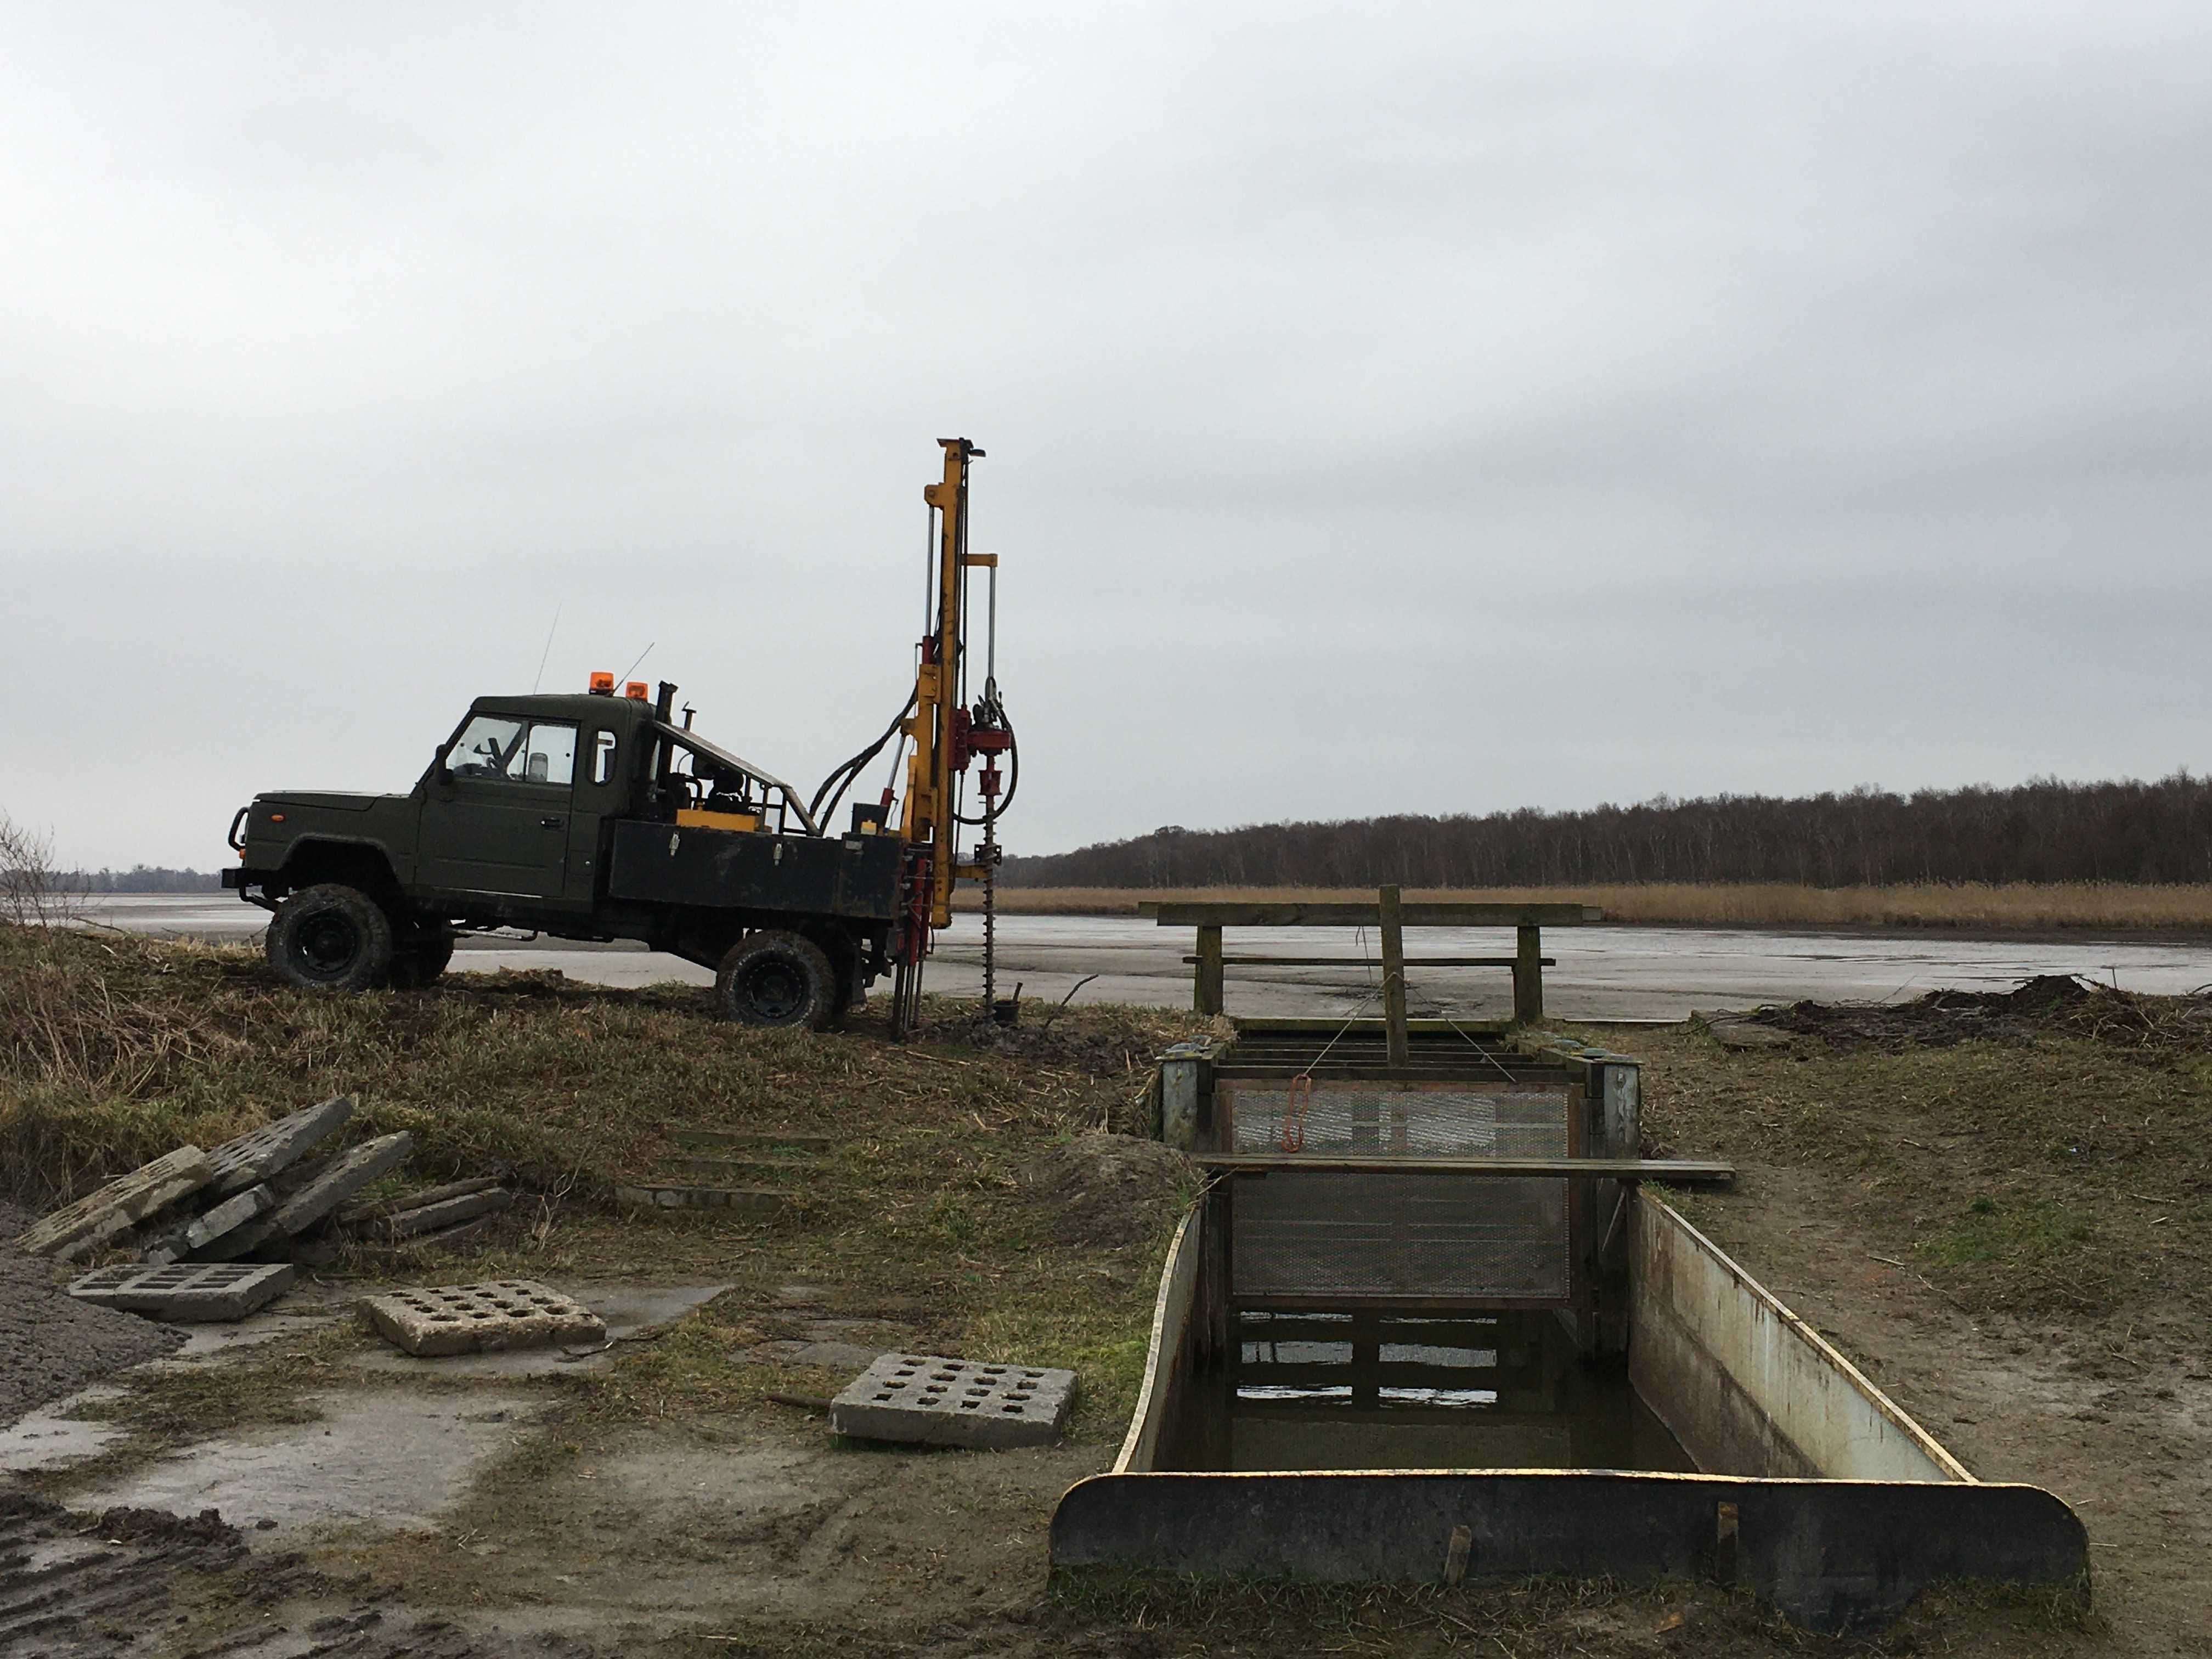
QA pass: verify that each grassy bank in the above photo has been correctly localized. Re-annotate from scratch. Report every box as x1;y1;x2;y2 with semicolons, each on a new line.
966;881;2212;931
0;922;1215;1431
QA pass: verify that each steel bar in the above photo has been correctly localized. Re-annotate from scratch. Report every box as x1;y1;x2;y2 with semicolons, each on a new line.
1195;1153;1734;1183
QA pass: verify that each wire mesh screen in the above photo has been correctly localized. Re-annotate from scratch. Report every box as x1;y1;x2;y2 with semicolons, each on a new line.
1232;1171;1571;1301
1222;1080;1572;1157
1219;1080;1576;1304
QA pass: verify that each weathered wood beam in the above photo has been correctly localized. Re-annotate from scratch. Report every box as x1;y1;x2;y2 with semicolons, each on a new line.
1141;902;1602;927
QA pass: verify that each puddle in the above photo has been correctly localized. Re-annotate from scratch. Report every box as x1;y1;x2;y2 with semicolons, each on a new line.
0;1385;128;1472
1160;1311;1694;1472
64;1389;544;1536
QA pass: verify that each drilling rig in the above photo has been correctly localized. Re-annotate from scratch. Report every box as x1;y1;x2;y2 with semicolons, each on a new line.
223;438;1015;1038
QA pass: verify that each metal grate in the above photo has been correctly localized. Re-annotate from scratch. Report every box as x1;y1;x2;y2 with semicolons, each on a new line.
1222;1080;1571;1158
1232;1171;1570;1302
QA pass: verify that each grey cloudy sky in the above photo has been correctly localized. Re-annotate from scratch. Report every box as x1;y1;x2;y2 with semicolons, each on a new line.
5;2;2208;870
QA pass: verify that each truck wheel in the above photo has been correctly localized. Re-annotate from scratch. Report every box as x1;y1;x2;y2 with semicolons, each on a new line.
390;926;456;989
267;884;395;992
716;932;837;1029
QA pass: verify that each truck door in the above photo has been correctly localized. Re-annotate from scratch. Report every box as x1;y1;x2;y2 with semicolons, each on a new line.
417;713;576;901
562;722;626;904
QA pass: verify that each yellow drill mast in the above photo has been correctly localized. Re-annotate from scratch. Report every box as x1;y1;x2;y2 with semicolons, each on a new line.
889;437;1012;1034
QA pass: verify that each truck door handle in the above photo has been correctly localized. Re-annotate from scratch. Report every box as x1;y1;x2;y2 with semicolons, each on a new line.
540;816;565;830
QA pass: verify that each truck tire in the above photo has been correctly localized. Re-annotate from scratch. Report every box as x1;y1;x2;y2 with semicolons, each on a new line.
390;926;455;989
716;931;837;1030
267;884;395;992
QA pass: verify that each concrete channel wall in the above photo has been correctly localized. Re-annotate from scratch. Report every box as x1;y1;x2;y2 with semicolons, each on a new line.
1059;1174;2086;1633
1627;1195;1970;1482
1114;1206;1203;1475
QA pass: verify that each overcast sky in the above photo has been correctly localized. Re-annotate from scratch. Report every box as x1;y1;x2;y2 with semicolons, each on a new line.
5;2;2208;871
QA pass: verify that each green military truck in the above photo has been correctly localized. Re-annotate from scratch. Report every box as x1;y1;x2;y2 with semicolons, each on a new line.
223;681;906;1028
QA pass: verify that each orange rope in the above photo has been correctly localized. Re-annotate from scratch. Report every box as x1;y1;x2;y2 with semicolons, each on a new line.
1279;1072;1312;1152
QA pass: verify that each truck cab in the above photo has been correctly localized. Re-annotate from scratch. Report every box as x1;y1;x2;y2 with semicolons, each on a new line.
225;680;904;1026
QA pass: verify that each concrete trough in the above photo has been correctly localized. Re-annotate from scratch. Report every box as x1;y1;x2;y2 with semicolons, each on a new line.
1052;1024;2088;1635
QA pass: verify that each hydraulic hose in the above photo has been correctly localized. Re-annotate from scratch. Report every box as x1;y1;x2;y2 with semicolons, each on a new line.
810;690;918;828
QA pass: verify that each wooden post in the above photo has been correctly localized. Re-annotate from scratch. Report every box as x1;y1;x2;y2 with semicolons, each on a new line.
1379;884;1410;1069
1194;924;1225;1015
1514;923;1544;1024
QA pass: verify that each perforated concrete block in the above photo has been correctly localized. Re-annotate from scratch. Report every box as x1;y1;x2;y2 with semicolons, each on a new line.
358;1280;606;1357
205;1096;354;1197
831;1353;1075;1449
69;1261;296;1322
16;1147;215;1262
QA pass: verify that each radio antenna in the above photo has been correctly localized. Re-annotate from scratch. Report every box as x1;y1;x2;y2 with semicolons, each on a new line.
531;602;563;693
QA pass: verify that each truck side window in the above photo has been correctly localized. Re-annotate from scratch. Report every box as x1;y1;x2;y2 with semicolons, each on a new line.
526;722;577;786
446;715;577;785
592;730;618;786
448;715;526;778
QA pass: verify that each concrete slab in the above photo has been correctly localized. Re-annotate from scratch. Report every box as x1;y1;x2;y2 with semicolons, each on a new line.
14;1146;215;1261
832;1354;1075;1449
0;1386;128;1471
141;1183;276;1265
151;1305;349;1367
760;1340;884;1374
347;1282;731;1376
205;1095;353;1197
358;1188;511;1241
358;1279;605;1357
337;1175;501;1226
63;1388;543;1535
69;1261;297;1322
264;1132;414;1235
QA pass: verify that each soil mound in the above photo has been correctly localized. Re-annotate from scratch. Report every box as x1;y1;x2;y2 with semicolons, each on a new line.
0;1200;183;1429
1016;1133;1194;1249
1747;974;2212;1056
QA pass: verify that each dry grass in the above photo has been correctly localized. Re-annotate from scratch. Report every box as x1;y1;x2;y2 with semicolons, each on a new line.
968;882;2212;931
0;920;1214;1432
1625;1013;2212;1329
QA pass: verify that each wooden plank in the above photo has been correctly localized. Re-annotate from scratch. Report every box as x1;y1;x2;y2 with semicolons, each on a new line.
1379;885;1410;1069
1197;1153;1734;1183
1183;955;1554;968
1514;923;1544;1024
1141;902;1602;927
1194;923;1224;1016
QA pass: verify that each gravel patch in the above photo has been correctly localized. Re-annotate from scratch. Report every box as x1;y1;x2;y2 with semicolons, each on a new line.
0;1201;182;1429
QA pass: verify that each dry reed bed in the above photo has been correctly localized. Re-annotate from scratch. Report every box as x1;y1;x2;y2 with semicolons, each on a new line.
961;882;2212;930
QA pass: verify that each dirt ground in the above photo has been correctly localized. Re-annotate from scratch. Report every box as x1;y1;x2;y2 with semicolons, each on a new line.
3;933;2208;1657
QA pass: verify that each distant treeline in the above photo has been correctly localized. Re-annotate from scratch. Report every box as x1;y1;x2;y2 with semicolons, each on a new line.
61;867;224;893
1003;774;2212;889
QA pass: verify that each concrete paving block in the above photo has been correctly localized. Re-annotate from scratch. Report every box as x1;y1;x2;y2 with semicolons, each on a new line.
613;1182;784;1216
15;1146;216;1262
205;1095;354;1197
264;1132;414;1236
353;1188;511;1242
337;1176;501;1226
831;1353;1075;1449
358;1279;606;1357
142;1184;276;1265
69;1261;297;1322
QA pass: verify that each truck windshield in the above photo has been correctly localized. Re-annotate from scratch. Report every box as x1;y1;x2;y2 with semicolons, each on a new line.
449;715;577;786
